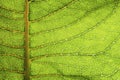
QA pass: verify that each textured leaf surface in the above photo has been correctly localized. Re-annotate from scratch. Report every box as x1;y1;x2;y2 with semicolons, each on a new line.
0;0;120;80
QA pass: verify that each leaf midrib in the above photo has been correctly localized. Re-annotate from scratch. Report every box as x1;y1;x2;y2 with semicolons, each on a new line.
24;0;30;80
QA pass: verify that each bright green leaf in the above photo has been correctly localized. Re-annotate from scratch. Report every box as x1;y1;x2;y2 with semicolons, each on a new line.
0;0;120;80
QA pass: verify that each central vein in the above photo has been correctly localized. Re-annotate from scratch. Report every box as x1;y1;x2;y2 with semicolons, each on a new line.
24;0;30;80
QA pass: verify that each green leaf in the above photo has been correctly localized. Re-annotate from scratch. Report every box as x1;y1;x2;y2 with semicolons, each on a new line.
0;0;120;80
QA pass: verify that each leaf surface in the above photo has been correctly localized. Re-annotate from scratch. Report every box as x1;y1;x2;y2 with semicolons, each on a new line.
0;0;120;80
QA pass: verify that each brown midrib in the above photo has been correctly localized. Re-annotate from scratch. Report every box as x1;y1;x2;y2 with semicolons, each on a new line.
24;0;30;80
